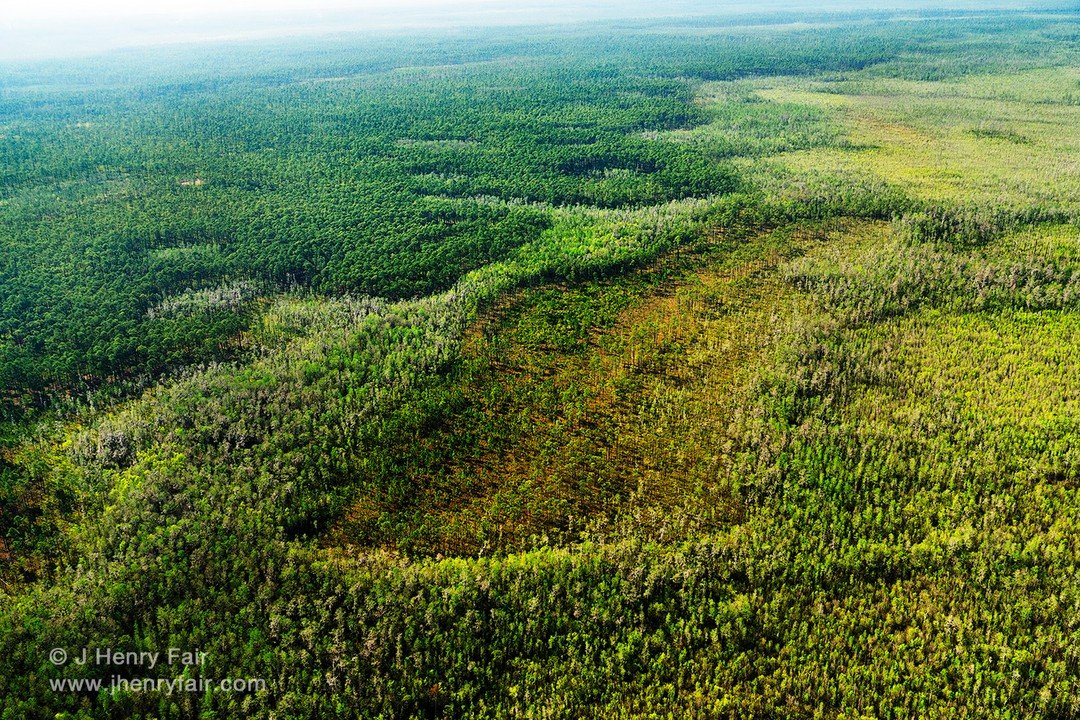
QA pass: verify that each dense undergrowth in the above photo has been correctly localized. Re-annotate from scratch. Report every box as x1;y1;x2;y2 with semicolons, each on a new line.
4;7;1080;719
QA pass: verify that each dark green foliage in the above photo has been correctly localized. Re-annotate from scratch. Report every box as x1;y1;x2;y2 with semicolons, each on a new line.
0;35;742;416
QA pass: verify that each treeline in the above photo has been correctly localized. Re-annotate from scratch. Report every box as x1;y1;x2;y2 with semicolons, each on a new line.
0;70;701;415
0;36;748;417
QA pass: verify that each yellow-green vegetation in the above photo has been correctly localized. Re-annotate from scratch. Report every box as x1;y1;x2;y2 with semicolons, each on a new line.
750;67;1080;212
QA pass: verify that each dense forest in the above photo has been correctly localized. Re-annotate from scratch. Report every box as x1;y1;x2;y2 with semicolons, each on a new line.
3;6;1080;718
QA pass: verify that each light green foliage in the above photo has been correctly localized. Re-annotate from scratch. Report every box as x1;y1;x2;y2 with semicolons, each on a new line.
754;67;1080;214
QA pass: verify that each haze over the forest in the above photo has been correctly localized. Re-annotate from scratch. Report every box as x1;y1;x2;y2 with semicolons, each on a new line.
0;0;1055;61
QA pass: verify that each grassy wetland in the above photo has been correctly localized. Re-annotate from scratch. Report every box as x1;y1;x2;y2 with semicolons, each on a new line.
3;6;1080;718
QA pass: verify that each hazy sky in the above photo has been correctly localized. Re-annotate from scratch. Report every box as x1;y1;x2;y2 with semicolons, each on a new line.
0;0;1054;62
1;0;551;60
8;0;1012;25
4;0;480;22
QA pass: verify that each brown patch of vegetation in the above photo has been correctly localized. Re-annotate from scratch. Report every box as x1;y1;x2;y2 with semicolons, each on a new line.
328;223;836;556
